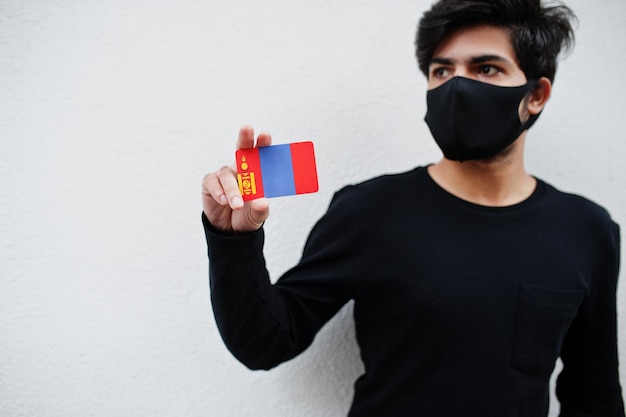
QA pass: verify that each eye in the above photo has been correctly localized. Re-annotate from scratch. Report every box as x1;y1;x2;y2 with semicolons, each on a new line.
478;65;501;76
431;67;449;79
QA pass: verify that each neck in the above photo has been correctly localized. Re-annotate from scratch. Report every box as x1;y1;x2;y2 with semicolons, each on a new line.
427;137;536;207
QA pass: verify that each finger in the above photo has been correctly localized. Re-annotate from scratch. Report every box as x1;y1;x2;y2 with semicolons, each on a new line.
233;197;270;233
250;198;270;223
202;171;228;206
256;131;272;148
236;125;255;150
216;165;244;209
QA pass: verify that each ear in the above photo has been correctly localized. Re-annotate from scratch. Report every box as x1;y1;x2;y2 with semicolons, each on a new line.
528;77;552;115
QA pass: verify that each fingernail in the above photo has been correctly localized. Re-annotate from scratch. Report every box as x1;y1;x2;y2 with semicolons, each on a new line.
232;196;244;208
219;194;228;205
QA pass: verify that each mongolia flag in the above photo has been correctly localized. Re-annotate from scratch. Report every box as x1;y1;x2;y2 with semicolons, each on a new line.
236;142;319;201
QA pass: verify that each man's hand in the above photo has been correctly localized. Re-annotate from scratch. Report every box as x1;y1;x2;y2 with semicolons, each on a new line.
202;126;271;233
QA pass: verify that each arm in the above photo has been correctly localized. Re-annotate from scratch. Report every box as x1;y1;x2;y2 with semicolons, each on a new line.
202;125;353;369
203;190;355;370
557;222;625;417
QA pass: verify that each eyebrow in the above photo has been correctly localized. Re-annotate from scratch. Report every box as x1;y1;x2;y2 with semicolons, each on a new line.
470;55;511;65
429;54;513;67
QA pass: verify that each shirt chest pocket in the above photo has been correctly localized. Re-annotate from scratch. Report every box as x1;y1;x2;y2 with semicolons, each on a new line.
512;284;587;375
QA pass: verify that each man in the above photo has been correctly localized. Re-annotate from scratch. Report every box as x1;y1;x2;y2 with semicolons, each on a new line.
201;0;624;415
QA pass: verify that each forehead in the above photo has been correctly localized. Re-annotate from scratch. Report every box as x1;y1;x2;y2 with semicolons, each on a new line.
432;25;518;63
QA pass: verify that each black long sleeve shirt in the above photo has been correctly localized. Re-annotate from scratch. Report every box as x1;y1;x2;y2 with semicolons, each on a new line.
204;166;624;416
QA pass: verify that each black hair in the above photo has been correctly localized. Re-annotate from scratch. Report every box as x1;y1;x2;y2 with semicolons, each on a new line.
415;0;577;82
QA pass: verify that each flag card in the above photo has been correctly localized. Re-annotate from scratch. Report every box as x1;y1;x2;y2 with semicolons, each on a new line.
236;142;319;201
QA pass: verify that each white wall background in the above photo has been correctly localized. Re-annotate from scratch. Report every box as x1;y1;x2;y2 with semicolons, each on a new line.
1;1;625;416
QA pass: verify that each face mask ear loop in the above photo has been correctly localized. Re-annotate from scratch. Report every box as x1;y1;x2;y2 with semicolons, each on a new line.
523;79;541;130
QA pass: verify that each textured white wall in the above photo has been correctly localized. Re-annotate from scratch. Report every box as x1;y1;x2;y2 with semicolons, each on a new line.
1;1;625;416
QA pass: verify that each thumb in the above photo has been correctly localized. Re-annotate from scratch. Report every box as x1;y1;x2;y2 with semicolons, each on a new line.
232;197;270;233
248;198;270;228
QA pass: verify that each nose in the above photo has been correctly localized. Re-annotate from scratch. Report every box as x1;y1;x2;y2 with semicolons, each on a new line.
455;66;471;79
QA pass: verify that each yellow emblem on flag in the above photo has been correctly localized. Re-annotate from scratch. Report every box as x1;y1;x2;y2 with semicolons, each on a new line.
237;168;257;196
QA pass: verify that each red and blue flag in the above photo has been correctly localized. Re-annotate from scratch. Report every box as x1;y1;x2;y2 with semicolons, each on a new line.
236;142;319;201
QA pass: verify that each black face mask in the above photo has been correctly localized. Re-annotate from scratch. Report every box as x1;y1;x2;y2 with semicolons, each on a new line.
425;77;539;162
